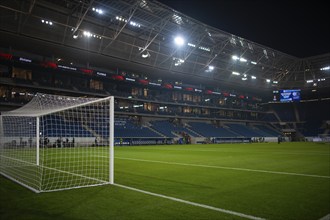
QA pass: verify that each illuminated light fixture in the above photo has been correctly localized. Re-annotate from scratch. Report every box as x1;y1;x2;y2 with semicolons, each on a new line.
141;51;150;58
266;79;271;83
232;55;239;60
239;57;247;62
92;7;103;14
242;77;248;81
232;71;240;76
187;43;196;47
41;19;53;25
172;14;183;25
312;89;317;92
251;76;256;79
251;61;257;65
139;47;150;58
83;31;92;37
306;79;314;83
320;66;330;71
82;31;102;39
206;65;214;72
130;21;141;28
199;46;210;52
174;36;185;46
173;57;185;66
116;16;127;23
273;81;278;84
243;74;247;77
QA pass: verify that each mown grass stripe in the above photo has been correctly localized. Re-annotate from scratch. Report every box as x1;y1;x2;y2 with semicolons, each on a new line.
115;156;330;179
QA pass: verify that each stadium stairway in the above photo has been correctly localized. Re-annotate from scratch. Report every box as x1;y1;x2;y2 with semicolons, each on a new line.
272;110;282;122
184;125;203;137
147;125;167;138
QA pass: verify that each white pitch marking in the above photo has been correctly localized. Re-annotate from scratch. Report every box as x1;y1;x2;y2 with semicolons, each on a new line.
114;183;265;220
319;214;330;220
115;156;330;179
119;147;330;156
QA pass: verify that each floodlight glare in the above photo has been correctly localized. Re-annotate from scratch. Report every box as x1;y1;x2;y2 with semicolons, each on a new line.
266;79;271;83
208;66;214;71
232;71;240;75
232;55;239;60
251;76;256;79
174;36;185;46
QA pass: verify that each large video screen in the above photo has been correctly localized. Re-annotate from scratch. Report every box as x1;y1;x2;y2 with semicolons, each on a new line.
279;89;301;102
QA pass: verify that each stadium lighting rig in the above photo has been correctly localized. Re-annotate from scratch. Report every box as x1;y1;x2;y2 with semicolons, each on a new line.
41;19;53;25
173;57;185;66
92;7;103;14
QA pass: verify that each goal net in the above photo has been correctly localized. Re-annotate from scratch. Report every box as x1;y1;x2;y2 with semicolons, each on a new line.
0;93;114;193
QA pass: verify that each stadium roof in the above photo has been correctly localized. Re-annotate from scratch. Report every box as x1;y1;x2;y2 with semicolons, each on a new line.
0;0;329;91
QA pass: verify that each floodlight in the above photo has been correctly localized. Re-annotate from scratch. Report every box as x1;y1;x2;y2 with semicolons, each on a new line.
174;36;185;46
232;71;240;75
208;66;214;71
251;61;257;65
251;76;256;79
232;55;239;60
239;57;247;62
92;7;103;14
187;43;196;47
320;66;330;71
266;79;271;83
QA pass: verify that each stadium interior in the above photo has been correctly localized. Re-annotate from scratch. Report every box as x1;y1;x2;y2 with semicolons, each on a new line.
0;0;329;145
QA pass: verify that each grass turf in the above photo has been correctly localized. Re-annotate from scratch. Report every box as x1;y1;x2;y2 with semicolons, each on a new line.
1;142;329;219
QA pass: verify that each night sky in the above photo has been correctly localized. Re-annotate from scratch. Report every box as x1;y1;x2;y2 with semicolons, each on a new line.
157;0;330;58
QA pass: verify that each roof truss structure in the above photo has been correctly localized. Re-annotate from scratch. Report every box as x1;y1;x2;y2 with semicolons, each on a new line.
0;0;329;89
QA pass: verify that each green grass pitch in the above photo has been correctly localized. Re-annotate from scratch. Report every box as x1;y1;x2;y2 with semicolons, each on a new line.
1;142;329;219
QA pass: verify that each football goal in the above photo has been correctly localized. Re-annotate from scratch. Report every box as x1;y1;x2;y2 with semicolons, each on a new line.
0;93;114;193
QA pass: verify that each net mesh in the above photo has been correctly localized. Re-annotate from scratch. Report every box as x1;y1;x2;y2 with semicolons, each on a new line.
0;93;113;192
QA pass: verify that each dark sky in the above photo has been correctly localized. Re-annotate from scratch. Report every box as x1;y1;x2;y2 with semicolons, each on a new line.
157;0;330;58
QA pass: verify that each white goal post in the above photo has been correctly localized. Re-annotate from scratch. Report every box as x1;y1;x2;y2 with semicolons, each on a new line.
0;93;114;193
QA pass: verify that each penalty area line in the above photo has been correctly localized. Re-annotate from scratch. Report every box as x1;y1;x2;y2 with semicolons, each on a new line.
114;183;265;220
